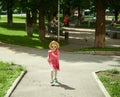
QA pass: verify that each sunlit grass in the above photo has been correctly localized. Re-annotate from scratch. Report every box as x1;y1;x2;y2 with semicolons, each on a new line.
0;16;67;49
97;68;120;97
0;61;24;97
0;15;26;23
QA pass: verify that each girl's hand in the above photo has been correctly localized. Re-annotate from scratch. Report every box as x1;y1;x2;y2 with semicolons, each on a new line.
47;56;50;63
52;52;55;56
48;59;50;63
52;52;58;58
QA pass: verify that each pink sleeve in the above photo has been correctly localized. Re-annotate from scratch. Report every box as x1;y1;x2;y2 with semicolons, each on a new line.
56;49;60;58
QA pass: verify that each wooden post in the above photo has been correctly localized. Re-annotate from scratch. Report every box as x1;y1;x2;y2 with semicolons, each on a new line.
57;0;60;41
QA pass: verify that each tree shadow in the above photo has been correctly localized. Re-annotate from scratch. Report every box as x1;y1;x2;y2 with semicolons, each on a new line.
0;34;50;50
0;22;25;31
13;16;26;20
0;26;120;65
53;82;75;90
0;40;120;65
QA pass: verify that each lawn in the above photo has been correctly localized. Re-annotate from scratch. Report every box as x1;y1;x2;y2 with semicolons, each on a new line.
0;15;120;97
97;68;120;97
0;61;24;97
0;15;67;49
0;15;119;51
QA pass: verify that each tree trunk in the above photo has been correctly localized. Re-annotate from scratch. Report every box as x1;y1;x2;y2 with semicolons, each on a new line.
77;7;81;26
7;8;13;26
32;10;38;31
95;0;105;48
26;10;33;37
32;10;37;24
39;7;45;40
7;0;13;26
114;9;118;22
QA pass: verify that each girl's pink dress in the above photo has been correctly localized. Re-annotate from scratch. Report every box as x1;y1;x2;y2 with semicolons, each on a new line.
48;49;60;70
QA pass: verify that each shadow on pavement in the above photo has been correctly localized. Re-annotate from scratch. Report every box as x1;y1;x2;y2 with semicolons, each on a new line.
52;82;75;90
0;41;120;65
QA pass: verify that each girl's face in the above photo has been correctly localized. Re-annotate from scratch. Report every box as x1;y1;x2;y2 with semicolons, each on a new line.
51;43;57;51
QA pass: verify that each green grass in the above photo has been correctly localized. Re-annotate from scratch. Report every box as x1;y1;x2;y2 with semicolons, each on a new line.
13;16;26;23
0;16;67;49
0;15;26;23
0;15;119;50
116;24;120;28
97;68;120;97
0;61;24;97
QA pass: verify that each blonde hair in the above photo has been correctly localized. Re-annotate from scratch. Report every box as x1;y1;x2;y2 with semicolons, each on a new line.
49;41;60;49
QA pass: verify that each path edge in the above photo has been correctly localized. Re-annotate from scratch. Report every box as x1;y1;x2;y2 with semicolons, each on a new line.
4;70;27;97
92;71;111;97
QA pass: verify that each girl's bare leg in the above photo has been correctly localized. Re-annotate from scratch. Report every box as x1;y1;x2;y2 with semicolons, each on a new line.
51;69;58;84
54;70;58;83
51;70;54;82
54;70;57;79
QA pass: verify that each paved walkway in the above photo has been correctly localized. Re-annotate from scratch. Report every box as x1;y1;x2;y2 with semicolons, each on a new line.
0;42;120;97
60;28;120;51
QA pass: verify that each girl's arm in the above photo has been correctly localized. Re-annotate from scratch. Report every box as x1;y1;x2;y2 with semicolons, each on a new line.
52;50;60;58
47;56;50;63
47;51;50;63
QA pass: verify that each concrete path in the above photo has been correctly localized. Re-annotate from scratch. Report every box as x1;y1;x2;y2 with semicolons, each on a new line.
0;42;120;97
61;28;120;51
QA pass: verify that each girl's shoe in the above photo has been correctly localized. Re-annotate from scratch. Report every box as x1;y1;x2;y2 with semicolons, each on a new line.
51;80;55;86
51;80;54;83
54;78;58;83
50;79;58;86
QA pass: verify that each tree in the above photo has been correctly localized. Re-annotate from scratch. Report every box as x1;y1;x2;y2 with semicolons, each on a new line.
37;0;58;40
19;0;38;37
62;0;90;26
1;0;19;26
18;0;58;39
108;0;120;22
95;0;107;48
71;0;90;26
1;0;13;26
0;1;2;18
38;2;45;40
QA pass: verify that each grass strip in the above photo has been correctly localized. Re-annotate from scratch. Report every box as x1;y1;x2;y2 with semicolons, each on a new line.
0;22;67;49
97;68;120;97
0;61;24;97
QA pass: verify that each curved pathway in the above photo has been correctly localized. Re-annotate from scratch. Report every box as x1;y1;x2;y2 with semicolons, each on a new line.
0;42;120;97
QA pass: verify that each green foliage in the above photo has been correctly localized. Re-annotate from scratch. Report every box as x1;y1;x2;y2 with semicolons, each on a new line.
0;61;24;97
106;68;120;74
108;0;120;10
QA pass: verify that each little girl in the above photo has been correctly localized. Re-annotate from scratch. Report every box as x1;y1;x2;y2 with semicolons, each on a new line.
47;41;60;85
